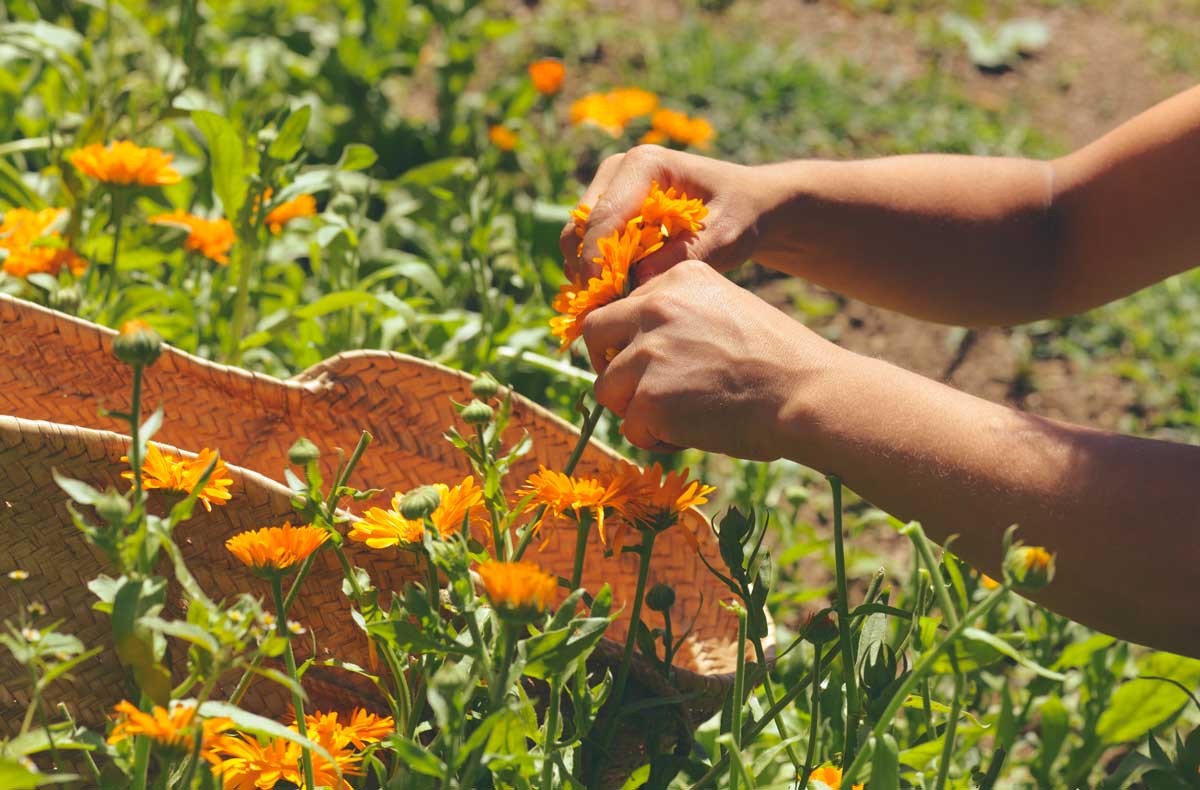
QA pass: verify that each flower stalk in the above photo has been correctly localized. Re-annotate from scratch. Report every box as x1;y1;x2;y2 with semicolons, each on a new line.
270;573;315;790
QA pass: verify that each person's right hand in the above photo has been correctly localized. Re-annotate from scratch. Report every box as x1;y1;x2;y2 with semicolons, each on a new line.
559;145;769;284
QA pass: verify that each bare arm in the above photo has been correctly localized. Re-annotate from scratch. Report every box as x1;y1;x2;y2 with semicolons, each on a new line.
567;85;1200;326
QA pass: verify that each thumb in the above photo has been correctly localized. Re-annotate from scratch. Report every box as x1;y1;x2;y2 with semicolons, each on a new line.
578;145;669;271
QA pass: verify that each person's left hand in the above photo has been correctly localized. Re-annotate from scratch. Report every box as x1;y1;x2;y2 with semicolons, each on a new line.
581;259;838;460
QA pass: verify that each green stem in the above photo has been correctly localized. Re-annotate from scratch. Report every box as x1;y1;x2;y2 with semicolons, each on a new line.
322;430;373;516
569;510;592;591
425;548;439;613
129;364;144;505
903;522;960;627
271;574;315;790
101;197;125;311
593;530;655;773
130;730;151;790
729;605;747;790
751;638;805;774
828;475;861;768
797;646;824;789
540;675;564;790
475;424;506;559
843;585;1011;780
226;238;257;365
935;671;965;790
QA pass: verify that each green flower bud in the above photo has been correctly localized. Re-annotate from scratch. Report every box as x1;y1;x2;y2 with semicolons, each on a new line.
328;193;358;218
1003;545;1055;591
399;485;441;521
860;641;898;696
94;488;132;524
461;399;494;426
50;285;80;313
801;610;839;645
645;583;676;612
784;485;808;508
470;373;501;400
288;437;320;466
112;320;162;367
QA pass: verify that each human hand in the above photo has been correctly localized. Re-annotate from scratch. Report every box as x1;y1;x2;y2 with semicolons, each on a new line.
560;145;769;284
582;260;838;460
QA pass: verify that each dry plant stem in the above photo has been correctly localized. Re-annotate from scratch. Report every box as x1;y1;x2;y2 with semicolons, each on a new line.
843;585;1011;780
797;647;824;789
829;475;861;768
272;573;315;790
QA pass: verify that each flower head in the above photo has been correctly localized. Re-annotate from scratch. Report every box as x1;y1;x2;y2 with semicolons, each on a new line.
528;58;566;95
150;209;235;264
108;700;232;753
489;124;518;151
205;731;360;790
264;192;317;234
612;463;715;548
551;183;706;351
808;764;863;790
477;561;558;615
225;522;329;575
641;108;716;149
348;477;486;550
70;141;181;186
1003;544;1055;590
518;466;632;545
304;708;394;751
121;444;232;511
0;208;87;279
570;87;658;137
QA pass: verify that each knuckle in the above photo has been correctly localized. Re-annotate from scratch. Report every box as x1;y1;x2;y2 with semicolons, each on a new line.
626;144;665;168
600;152;625;171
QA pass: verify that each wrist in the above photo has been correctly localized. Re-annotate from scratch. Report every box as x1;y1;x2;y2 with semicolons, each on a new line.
770;330;858;468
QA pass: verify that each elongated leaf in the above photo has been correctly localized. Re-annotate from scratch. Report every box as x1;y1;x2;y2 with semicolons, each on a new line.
51;471;102;506
139;616;220;655
0;756;77;788
268;105;311;161
337;143;377;172
961;627;1066;681
197;702;338;770
192;111;246;219
384;736;445;777
1098;653;1200;744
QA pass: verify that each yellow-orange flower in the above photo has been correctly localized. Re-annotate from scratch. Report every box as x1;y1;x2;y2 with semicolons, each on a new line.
264;192;317;234
570;87;658;137
808;764;863;790
149;209;235;265
528;58;566;95
108;700;232;753
612;463;715;548
641;108;716;149
0;208;87;278
519;466;632;545
70;140;181;186
477;560;558;614
205;729;361;790
348;477;486;549
304;708;394;751
121;444;233;511
489;125;519;151
551;183;707;350
980;573;1001;590
225;522;329;574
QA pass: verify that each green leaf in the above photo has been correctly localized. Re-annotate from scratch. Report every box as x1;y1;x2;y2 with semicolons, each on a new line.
399;157;474;187
1053;633;1117;670
197;702;338;770
384;736;446;777
960;627;1066;681
521;617;610;679
0;756;77;788
51;471;101;506
1098;653;1200;744
139;616;220;656
337;143;377;172
367;619;467;657
1037;694;1070;779
0;158;44;209
192;110;246;219
268;105;311;161
868;733;901;790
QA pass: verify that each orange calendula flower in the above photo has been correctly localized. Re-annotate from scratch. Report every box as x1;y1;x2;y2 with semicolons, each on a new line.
205;731;361;790
121;444;233;511
570;87;658;137
519;466;632;545
225;521;330;575
149;209;236;265
612;463;715;549
348;476;486;549
108;700;232;753
477;560;558;614
528;58;566;95
551;183;707;351
0;208;87;278
641;108;716;149
264;192;317;234
808;764;863;790
70;140;181;186
304;708;394;751
489;124;519;151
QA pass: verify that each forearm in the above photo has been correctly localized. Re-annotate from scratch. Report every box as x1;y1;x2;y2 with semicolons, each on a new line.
782;345;1200;655
752;154;1060;327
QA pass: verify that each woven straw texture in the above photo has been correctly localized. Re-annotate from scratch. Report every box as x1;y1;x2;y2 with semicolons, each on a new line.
0;294;773;766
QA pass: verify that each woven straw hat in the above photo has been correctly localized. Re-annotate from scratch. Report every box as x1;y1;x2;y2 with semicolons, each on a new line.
0;294;773;776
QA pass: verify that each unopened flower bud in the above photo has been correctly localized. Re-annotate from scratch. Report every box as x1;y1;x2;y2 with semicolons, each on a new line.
288;437;320;466
802;610;839;645
784;485;808;508
399;485;441;521
1003;545;1055;591
113;319;162;367
94;488;132;524
50;285;80;313
470;373;500;399
328;193;358;218
461;399;494;426
646;583;676;612
860;641;898;696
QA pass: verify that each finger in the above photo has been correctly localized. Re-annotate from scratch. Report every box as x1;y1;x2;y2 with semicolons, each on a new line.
562;153;626;279
620;383;677;452
631;234;701;286
581;297;642;373
592;341;648;417
579;145;668;276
